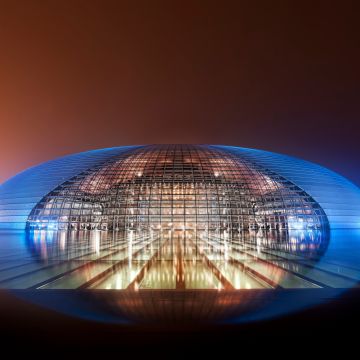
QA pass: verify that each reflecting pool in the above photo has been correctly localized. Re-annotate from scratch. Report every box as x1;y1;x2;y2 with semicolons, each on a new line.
0;228;359;323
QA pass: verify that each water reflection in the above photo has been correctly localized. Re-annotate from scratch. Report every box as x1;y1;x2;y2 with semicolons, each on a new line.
22;228;329;290
1;229;360;323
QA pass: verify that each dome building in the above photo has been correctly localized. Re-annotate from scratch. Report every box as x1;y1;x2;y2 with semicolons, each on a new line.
1;144;359;232
1;145;360;322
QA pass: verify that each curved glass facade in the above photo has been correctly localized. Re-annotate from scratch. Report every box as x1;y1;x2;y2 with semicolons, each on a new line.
0;144;359;231
26;145;328;235
0;145;359;313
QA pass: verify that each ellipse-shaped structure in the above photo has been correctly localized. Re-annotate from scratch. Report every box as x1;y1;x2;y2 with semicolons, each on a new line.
1;144;360;323
0;144;359;231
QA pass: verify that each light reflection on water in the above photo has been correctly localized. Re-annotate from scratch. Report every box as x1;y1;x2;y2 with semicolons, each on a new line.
0;229;359;323
21;228;330;289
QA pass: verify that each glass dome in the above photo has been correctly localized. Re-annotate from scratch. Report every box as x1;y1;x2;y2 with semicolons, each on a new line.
26;145;329;234
1;144;360;323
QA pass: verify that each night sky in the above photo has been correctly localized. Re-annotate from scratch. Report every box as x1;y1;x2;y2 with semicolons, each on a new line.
1;1;359;185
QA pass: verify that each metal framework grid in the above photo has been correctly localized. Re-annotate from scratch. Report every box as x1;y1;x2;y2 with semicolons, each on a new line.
26;145;329;235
